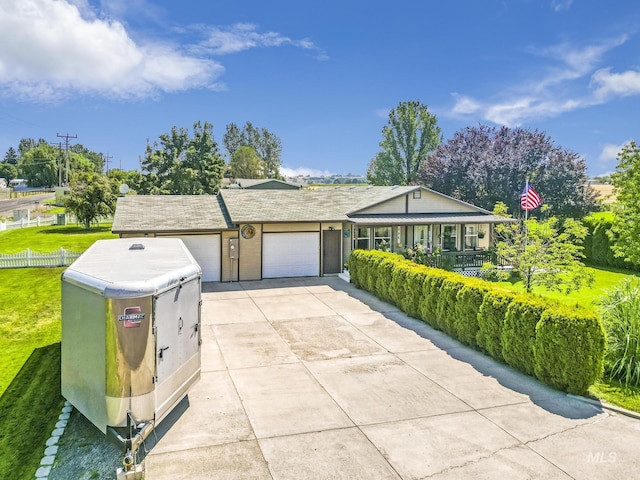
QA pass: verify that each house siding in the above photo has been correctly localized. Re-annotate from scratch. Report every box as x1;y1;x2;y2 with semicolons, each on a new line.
408;191;478;214
239;224;262;281
357;195;406;214
221;231;239;282
263;223;320;232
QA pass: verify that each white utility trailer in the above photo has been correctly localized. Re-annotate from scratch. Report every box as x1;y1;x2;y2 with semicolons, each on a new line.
61;238;202;468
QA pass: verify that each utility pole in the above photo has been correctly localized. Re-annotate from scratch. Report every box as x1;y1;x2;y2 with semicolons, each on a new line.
57;133;77;185
51;142;64;187
103;152;113;174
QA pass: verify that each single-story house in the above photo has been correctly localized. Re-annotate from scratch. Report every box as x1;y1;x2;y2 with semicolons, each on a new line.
112;185;508;282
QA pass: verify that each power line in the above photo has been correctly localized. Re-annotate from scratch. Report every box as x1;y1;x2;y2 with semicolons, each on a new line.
103;152;113;174
57;133;77;186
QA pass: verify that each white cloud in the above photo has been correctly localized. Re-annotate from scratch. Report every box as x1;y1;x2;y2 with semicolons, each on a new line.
281;166;334;177
591;68;640;98
598;142;628;162
446;35;634;126
199;23;327;60
451;94;481;115
551;0;573;12
0;0;224;101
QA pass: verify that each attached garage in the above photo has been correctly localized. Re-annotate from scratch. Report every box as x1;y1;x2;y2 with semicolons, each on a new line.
262;232;320;278
174;235;221;282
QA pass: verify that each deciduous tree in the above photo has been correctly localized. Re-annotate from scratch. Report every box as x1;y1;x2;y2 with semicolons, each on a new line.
229;146;265;179
65;172;116;229
138;121;225;195
491;203;593;294
367;100;441;185
0;163;17;182
223;122;283;178
18;144;93;187
420;125;597;218
610;141;640;264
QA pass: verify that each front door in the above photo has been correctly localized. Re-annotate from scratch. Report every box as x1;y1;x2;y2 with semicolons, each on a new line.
322;229;342;275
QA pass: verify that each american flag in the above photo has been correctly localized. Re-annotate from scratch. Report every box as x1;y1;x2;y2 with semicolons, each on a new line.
521;181;542;211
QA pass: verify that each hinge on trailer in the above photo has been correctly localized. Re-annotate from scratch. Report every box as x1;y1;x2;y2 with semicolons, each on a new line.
152;376;157;384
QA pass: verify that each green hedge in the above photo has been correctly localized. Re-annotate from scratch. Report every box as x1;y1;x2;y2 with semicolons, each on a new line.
534;308;605;394
476;291;515;361
502;296;550;376
348;249;605;395
583;215;639;271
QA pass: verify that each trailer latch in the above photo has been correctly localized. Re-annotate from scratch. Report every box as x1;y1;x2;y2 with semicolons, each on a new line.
159;346;170;359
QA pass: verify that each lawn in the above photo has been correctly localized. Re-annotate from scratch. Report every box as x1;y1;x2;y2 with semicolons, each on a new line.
0;225;116;480
0;224;117;253
492;265;635;311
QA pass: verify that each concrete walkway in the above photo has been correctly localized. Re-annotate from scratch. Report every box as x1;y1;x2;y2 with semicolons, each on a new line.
143;277;640;479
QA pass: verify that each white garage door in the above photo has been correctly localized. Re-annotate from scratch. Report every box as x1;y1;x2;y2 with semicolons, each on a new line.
263;232;320;278
175;235;221;282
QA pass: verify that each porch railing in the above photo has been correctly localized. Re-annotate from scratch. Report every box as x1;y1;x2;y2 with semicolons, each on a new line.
437;250;504;270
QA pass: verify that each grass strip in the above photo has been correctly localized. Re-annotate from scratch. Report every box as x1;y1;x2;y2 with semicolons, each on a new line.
0;343;64;480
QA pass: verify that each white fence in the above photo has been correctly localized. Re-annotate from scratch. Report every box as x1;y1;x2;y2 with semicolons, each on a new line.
0;215;58;231
0;248;82;268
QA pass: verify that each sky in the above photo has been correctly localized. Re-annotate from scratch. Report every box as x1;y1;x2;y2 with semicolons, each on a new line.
0;0;639;178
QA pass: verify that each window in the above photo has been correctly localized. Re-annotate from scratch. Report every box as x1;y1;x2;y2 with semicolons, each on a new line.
373;226;392;249
464;225;478;251
413;225;431;247
355;227;370;250
442;225;457;251
413;190;421;199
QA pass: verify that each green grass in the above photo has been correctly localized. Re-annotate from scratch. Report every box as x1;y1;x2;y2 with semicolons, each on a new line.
492;266;635;311
0;225;118;479
0;343;64;480
0;268;64;395
0;224;117;253
589;378;640;413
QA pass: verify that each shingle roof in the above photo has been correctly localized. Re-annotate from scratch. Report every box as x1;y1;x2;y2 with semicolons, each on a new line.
219;186;420;223
112;195;233;233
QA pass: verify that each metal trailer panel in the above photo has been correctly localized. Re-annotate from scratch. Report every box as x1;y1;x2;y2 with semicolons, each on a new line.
62;238;201;298
61;281;108;432
61;238;202;433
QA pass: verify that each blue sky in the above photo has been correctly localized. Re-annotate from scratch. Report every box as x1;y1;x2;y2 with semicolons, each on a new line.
0;0;639;177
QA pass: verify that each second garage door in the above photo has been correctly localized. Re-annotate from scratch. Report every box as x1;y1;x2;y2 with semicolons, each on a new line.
174;235;221;282
262;232;320;278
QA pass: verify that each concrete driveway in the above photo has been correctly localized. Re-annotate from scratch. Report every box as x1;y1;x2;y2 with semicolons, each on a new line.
143;277;640;479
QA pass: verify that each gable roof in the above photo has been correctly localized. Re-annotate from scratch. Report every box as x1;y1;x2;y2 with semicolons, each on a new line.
112;195;232;233
219;185;494;223
113;186;503;233
233;178;302;190
219;186;418;223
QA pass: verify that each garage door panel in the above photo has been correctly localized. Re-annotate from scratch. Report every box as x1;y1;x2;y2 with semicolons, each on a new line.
175;235;221;282
263;233;319;278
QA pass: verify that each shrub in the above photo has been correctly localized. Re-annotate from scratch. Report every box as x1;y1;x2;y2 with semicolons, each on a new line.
583;215;640;271
476;291;516;361
402;265;429;318
348;250;366;288
435;277;466;336
534;307;605;394
374;255;399;302
502;296;549;376
418;269;450;329
350;249;606;394
454;279;492;348
598;277;640;388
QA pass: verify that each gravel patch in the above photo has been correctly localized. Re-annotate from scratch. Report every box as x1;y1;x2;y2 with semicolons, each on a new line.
48;409;126;480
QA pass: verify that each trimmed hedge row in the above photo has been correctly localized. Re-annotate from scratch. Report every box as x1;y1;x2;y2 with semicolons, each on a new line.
583;215;639;271
348;249;605;395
